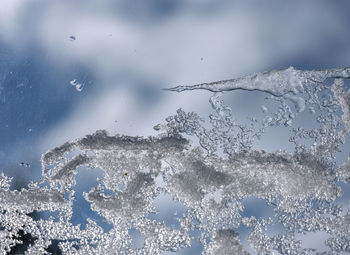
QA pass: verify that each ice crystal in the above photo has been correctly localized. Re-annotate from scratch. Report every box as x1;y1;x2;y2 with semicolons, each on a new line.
70;79;84;92
1;66;350;254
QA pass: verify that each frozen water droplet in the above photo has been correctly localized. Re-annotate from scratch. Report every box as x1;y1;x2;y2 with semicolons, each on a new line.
70;79;84;92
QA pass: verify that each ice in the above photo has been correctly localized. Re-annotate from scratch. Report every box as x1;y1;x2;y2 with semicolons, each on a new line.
70;79;84;92
166;66;350;96
1;67;350;254
205;229;249;255
261;105;268;114
331;78;350;131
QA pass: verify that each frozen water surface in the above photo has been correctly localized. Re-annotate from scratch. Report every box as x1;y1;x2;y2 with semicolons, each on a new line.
1;67;350;254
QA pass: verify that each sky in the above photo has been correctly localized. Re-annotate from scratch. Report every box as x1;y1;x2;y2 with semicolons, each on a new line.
1;1;350;254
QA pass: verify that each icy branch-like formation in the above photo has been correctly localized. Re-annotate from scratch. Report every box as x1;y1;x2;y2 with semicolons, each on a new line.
166;66;350;96
1;66;350;254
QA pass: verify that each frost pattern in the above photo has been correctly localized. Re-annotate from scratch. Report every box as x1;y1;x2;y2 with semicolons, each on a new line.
1;66;350;254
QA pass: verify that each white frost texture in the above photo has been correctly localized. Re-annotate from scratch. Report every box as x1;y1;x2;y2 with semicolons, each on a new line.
2;66;350;254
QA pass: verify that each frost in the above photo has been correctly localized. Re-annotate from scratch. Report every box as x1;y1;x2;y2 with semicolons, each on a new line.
338;157;350;182
205;229;248;255
166;66;350;96
1;66;350;254
331;78;350;131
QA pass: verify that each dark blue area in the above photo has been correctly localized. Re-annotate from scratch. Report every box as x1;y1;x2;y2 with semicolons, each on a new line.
0;42;95;189
0;43;94;148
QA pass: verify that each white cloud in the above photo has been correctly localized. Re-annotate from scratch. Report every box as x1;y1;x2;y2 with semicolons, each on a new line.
3;1;347;86
39;84;213;152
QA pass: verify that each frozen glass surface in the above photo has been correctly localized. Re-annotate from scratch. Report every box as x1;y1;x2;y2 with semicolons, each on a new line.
1;1;350;254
